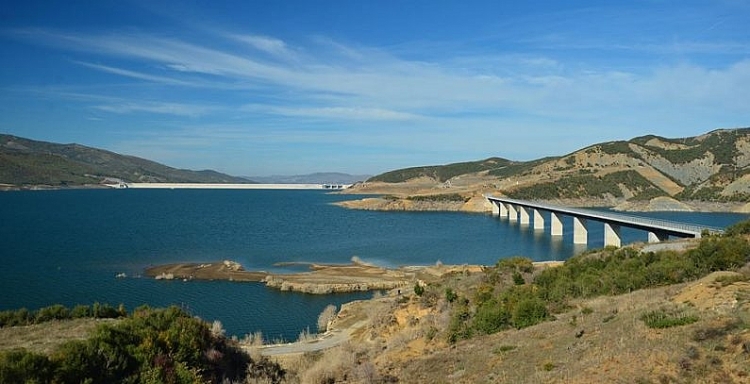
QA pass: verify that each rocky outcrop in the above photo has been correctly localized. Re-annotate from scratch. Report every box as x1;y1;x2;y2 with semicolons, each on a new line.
629;144;721;186
613;196;693;212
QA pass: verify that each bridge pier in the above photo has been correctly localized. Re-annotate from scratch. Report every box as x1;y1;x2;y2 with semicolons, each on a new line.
508;204;518;222
550;212;563;236
485;195;720;249
604;223;622;247
519;206;530;225
648;231;669;243
573;217;588;244
533;209;545;230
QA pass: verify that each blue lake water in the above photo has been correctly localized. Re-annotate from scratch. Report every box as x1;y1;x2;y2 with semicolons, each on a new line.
0;189;747;340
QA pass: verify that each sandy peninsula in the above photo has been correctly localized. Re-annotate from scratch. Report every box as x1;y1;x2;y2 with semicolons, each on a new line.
144;259;484;294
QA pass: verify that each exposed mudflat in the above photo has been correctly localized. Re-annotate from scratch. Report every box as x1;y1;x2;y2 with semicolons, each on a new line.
145;260;483;294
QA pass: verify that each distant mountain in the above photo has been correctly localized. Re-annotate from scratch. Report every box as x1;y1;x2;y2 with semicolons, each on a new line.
246;172;371;184
364;128;750;202
0;134;251;187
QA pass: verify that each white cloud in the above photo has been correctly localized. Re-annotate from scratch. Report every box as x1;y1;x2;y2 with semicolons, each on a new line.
230;34;296;59
93;101;216;117
241;104;421;121
73;61;195;86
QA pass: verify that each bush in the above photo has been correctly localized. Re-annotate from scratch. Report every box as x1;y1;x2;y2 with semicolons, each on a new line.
445;288;458;303
689;236;750;273
447;299;473;343
0;306;257;383
511;298;549;329
473;299;511;334
641;309;699;329
0;349;55;384
70;304;92;319
414;283;425;296
0;308;31;328
35;304;70;323
725;219;750;236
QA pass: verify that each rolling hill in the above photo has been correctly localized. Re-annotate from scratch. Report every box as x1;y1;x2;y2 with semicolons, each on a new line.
361;128;750;203
0;134;251;187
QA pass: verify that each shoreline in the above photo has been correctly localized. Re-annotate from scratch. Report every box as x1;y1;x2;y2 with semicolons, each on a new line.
144;260;485;294
333;194;750;214
0;183;350;191
143;259;569;295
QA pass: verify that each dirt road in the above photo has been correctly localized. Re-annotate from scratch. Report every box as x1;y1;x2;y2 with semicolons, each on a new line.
246;320;368;356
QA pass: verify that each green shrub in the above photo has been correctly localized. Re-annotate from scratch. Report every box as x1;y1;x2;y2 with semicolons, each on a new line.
35;304;70;323
91;302;123;319
689;236;750;273
414;283;425;296
448;299;473;343
473;299;511;335
445;288;458;303
0;308;31;328
70;305;92;319
0;306;260;383
512;298;549;329
0;349;55;384
640;309;699;329
506;170;664;200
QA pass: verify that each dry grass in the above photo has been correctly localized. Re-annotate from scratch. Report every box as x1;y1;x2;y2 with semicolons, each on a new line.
276;270;750;383
0;318;117;355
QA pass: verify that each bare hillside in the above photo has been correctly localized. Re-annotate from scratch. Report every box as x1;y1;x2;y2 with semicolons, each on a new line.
345;128;750;212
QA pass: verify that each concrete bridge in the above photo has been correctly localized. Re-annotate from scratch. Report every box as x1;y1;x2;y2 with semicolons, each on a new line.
485;195;724;247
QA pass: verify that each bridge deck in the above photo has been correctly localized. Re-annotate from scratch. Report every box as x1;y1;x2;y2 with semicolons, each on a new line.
486;196;724;237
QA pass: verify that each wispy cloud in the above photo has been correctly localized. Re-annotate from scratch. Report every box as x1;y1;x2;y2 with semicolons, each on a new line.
6;23;750;173
241;104;421;121
229;34;298;60
73;61;196;86
93;101;217;117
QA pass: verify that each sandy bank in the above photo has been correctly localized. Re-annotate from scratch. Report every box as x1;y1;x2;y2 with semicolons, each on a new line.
144;260;268;282
145;260;485;294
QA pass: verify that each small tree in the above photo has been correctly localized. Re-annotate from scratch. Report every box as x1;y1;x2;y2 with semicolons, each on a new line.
414;282;425;296
317;304;337;333
445;288;457;303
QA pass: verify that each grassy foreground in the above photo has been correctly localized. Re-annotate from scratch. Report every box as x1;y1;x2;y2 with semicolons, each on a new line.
0;306;285;384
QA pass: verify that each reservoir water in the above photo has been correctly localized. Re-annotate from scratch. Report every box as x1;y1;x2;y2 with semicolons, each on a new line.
0;189;747;340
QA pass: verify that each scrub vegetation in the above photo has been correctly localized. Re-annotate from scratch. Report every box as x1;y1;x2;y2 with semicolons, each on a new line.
368;157;511;183
506;170;664;200
444;220;750;344
0;306;284;384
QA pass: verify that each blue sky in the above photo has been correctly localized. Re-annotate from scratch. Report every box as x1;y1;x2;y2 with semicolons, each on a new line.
1;1;749;176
